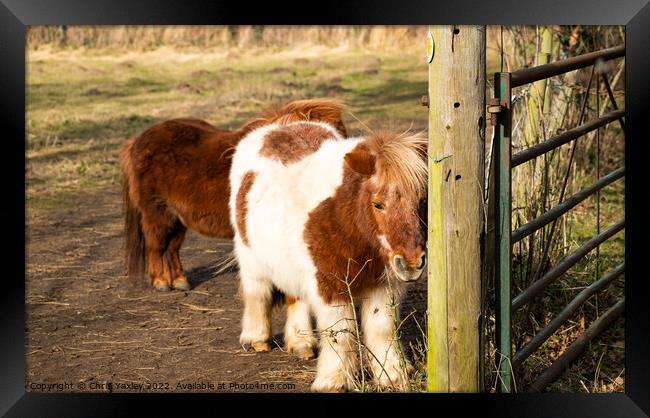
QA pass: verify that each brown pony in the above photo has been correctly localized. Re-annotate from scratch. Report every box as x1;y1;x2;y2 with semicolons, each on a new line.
119;99;347;292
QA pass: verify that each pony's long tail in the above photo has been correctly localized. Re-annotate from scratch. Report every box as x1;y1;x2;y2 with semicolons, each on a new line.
119;139;145;284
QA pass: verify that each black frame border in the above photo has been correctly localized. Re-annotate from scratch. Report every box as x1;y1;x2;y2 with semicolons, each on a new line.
2;0;649;416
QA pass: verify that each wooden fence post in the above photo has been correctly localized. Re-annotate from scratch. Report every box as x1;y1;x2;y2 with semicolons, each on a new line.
427;25;486;392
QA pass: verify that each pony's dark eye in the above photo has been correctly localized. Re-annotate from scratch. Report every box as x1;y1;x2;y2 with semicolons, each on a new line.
372;202;385;211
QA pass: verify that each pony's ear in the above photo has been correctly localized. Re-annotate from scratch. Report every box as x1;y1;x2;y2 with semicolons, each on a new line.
344;147;376;177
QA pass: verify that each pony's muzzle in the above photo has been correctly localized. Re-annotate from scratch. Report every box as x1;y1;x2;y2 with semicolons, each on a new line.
392;253;426;282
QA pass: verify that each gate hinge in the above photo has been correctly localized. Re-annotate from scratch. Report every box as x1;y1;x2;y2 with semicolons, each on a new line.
487;98;503;125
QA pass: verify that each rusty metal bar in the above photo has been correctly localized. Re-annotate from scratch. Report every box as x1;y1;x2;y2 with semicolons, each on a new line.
512;167;624;243
512;220;624;310
526;298;625;392
510;45;624;88
511;109;625;167
512;263;624;369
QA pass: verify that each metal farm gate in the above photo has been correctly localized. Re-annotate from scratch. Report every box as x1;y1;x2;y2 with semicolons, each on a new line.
489;45;626;393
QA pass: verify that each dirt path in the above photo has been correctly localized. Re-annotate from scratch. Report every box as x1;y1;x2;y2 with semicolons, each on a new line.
26;185;427;393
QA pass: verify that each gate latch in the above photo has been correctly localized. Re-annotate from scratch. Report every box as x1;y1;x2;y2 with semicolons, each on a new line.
487;98;503;125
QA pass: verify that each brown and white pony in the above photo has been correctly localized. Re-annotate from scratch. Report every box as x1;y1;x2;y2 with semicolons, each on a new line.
229;123;427;392
119;99;346;359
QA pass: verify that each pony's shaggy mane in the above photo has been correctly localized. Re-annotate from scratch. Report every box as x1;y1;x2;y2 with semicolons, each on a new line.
364;130;428;199
241;98;346;131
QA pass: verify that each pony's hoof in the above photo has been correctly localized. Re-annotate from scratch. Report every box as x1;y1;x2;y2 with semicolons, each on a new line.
251;341;271;352
311;374;351;393
374;363;411;391
293;346;316;360
152;279;171;292
172;276;190;291
287;343;316;360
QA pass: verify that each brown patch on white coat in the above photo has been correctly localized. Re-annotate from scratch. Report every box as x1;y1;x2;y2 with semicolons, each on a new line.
260;122;336;165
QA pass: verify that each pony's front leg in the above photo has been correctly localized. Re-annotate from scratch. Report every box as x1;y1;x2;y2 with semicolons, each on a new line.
284;296;316;360
239;271;273;353
361;284;413;390
311;299;358;392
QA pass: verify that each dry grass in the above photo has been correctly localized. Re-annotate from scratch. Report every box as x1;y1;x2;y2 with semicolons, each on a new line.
27;26;426;52
331;268;427;393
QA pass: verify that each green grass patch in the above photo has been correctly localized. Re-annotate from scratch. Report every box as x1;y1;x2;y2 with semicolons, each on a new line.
27;194;73;211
